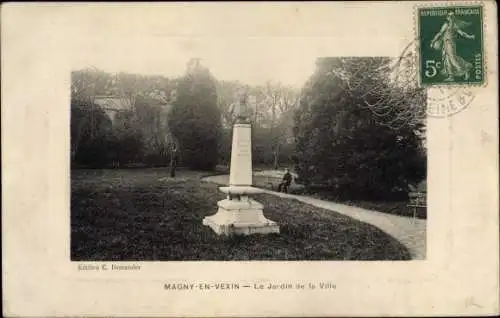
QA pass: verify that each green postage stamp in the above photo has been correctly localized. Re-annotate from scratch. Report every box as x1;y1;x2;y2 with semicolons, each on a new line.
418;5;484;86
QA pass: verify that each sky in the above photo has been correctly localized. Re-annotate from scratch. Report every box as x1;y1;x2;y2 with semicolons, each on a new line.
72;35;414;89
73;36;321;87
59;3;414;88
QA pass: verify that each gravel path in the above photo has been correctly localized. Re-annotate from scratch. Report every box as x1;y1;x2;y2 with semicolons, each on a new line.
203;174;426;260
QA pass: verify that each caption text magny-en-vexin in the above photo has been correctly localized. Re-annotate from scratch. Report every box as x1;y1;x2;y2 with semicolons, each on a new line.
164;282;336;291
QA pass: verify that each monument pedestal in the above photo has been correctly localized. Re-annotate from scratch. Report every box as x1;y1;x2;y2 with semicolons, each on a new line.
203;123;280;236
203;195;280;236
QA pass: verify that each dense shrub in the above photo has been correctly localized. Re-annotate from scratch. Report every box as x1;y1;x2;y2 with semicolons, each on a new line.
294;57;426;200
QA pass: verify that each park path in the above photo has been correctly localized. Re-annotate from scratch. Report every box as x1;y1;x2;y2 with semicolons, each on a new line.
203;174;426;260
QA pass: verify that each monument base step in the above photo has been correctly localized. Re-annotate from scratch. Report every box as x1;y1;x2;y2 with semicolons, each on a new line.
203;198;280;236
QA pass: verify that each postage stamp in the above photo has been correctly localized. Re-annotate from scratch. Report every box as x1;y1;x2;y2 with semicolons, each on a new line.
418;5;484;86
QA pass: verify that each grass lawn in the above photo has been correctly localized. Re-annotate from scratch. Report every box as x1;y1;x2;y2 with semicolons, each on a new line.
340;200;426;219
71;168;411;261
305;191;427;219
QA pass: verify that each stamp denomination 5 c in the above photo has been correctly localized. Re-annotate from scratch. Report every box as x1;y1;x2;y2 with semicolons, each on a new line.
418;5;484;86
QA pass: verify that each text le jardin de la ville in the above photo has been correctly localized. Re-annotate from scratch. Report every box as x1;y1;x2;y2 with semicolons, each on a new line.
164;281;337;291
77;264;336;291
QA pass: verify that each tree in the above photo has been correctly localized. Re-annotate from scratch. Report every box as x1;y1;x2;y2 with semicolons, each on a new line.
294;57;426;199
216;80;245;127
71;67;115;104
71;68;181;168
106;108;144;166
71;99;113;167
328;44;426;130
269;83;300;169
168;59;222;171
250;81;300;168
168;134;179;177
71;67;115;153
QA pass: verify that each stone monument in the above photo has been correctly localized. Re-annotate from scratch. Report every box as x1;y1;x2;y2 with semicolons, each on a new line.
203;90;280;235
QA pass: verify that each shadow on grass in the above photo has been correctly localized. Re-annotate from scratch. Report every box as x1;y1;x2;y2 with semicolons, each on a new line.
71;168;411;261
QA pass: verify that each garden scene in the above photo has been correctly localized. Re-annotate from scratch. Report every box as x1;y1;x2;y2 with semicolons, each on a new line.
71;56;427;261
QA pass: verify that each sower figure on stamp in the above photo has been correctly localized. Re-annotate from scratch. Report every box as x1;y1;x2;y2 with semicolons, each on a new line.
430;11;475;81
278;168;292;193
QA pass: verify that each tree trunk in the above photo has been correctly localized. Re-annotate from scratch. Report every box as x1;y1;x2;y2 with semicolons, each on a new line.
170;158;176;177
170;150;177;178
169;138;178;177
273;142;280;170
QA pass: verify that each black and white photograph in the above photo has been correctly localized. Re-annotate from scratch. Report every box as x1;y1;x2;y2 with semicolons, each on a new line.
70;47;428;261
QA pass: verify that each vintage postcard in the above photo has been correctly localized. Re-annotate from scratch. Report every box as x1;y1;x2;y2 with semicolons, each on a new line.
2;1;498;316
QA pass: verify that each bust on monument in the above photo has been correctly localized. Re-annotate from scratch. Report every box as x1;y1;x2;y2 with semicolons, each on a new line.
231;89;251;124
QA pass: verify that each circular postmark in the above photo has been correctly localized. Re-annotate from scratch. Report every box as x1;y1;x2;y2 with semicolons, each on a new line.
426;86;475;117
382;39;476;121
